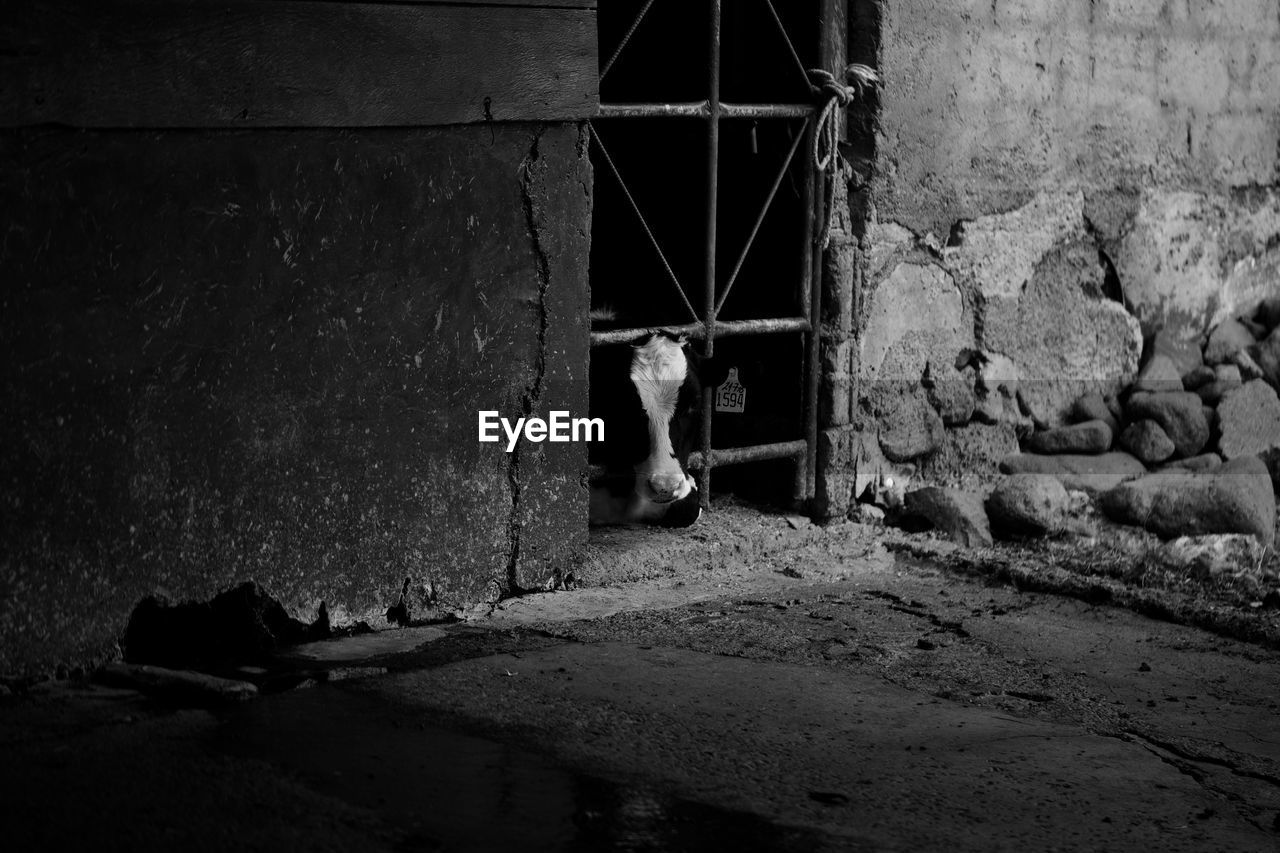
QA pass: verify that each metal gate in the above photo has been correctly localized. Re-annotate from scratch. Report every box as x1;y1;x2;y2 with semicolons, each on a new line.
588;0;843;508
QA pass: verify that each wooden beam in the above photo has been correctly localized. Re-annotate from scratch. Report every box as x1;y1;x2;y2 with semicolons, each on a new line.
308;1;597;7
821;0;848;144
1;1;599;128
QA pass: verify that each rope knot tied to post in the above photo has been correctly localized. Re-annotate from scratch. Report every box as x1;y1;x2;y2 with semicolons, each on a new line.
808;64;879;248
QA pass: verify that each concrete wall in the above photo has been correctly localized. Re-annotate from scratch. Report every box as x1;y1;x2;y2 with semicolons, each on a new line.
818;0;1280;516
0;125;591;677
873;0;1280;234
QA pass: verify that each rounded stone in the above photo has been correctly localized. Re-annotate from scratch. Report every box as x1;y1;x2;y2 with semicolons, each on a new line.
1026;420;1113;455
985;473;1070;536
1125;391;1209;459
1120;419;1175;465
1204;318;1259;365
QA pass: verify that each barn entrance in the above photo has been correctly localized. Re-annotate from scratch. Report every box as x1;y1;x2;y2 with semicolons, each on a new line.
587;0;843;511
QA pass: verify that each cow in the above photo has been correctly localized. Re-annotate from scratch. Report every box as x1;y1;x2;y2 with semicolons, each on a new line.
588;332;727;527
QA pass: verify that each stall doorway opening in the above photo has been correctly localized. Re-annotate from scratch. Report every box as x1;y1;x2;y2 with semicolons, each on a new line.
588;0;830;510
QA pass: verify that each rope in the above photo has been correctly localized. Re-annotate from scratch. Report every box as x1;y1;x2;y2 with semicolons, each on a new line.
807;65;878;249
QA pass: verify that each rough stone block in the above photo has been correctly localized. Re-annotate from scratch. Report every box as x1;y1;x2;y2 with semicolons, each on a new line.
860;261;972;384
1195;112;1280;187
971;234;1142;425
1158;38;1230;111
1103;0;1173;27
1193;378;1241;407
877;390;946;463
1182;364;1216;391
1100;456;1276;544
1217;380;1280;462
1126;391;1210;458
1204;318;1259;364
1132;354;1184;393
823;238;857;336
1070;392;1120;437
1120;419;1176;465
904;486;993;548
1158;453;1224;473
1116;189;1280;341
1250;326;1280;390
1193;0;1280;34
815;427;856;519
986;473;1070;536
918;421;1020;495
927;369;977;427
999;451;1148;494
1026;420;1113;455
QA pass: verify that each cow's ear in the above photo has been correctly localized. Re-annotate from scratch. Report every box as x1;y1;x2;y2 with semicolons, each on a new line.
694;355;731;388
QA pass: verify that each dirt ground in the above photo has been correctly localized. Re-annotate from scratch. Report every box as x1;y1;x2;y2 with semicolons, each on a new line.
3;502;1279;851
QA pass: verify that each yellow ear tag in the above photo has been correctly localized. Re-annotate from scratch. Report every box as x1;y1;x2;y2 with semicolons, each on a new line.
715;367;746;414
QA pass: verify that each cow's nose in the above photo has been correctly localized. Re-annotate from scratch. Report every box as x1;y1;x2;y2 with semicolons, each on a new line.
647;471;690;503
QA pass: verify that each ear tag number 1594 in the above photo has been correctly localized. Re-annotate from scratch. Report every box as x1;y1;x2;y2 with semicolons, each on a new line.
715;367;746;414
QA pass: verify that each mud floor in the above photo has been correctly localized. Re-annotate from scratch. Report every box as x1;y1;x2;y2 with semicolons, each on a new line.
2;502;1279;851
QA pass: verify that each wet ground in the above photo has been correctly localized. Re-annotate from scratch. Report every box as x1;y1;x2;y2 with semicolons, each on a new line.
3;507;1280;851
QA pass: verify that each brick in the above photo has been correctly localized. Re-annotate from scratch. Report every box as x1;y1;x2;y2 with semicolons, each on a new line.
994;2;1090;27
822;239;857;336
814;426;857;519
1250;40;1280;104
1195;111;1280;186
822;336;856;377
820;375;853;428
1089;34;1160;107
987;29;1056;104
1103;0;1176;29
1158;39;1230;111
1193;0;1280;36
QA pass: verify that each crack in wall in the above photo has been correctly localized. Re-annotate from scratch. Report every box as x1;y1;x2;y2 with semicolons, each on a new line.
504;125;553;593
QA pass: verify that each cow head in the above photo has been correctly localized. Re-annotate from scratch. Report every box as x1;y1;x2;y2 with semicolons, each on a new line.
589;333;727;527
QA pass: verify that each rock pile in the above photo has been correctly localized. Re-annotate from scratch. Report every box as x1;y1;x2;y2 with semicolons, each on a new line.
897;296;1280;549
1009;297;1280;545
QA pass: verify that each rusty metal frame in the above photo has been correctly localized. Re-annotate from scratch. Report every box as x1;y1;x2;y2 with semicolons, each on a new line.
589;0;832;508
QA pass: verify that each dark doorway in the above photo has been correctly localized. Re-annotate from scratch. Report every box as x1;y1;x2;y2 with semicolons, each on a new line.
588;0;825;509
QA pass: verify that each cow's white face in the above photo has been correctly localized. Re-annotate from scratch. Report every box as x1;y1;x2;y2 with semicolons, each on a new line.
629;335;697;505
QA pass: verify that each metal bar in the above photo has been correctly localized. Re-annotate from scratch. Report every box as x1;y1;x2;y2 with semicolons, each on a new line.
600;0;658;83
715;115;809;317
585;439;807;483
689;439;808;471
597;101;709;119
699;0;722;510
588;122;700;323
596;102;814;120
762;0;816;98
720;103;816;119
591;316;810;347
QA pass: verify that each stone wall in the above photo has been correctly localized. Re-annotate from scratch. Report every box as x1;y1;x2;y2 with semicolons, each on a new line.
819;0;1280;518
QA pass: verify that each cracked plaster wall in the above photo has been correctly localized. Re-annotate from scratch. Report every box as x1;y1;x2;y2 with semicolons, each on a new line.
0;124;592;676
817;0;1280;517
